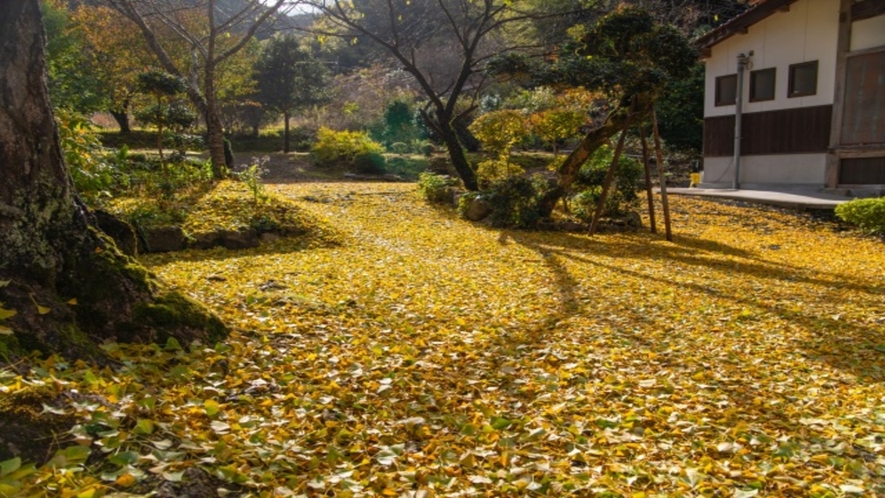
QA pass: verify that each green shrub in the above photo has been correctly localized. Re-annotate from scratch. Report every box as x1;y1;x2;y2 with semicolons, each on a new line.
835;197;885;235
390;142;410;155
486;175;550;229
353;151;387;174
417;172;455;204
56;108;117;206
573;144;643;216
310;127;385;167
476;158;525;187
413;139;436;156
386;156;429;180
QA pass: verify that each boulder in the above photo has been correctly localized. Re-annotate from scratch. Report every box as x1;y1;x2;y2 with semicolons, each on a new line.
259;232;281;244
190;232;219;250
559;221;585;232
218;229;259;250
141;226;187;253
93;210;138;256
464;197;492;221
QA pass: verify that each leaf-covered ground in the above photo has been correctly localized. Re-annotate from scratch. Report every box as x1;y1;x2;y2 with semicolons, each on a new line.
4;182;885;497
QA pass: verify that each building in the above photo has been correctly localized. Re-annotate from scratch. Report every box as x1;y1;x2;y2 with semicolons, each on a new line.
697;0;885;190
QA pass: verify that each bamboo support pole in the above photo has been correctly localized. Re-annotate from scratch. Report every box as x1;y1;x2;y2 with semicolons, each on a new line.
651;109;672;241
639;126;657;234
589;129;629;236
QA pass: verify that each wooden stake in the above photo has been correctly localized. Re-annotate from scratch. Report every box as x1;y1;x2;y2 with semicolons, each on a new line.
589;129;629;236
651;109;672;241
639;126;657;234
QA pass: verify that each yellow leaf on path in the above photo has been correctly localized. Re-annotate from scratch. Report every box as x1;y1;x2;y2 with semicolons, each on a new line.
115;473;136;487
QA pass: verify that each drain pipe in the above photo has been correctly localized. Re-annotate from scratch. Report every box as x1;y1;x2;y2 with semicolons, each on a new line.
733;52;750;190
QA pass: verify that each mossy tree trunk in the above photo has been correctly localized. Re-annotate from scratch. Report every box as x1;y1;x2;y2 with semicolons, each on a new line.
0;0;226;361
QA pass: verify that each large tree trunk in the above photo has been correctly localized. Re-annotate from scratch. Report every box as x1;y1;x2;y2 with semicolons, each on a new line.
439;125;479;191
110;108;130;134
421;109;479;191
204;61;228;178
0;0;227;361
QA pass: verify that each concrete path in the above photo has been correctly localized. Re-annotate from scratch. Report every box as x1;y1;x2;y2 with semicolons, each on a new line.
664;188;851;210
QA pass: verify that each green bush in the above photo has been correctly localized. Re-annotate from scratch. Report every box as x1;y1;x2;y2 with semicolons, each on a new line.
56;109;120;206
835;197;885;235
385;156;429;180
573;144;643;216
310;127;385;167
486;175;550;229
353;151;387;174
417;172;455;204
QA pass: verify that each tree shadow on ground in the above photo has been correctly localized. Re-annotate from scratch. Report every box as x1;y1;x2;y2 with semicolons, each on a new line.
497;228;885;384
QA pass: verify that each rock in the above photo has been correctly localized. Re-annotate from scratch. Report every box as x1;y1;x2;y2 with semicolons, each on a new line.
536;219;558;231
259;232;280;243
624;211;643;227
93;210;138;256
141;226;187;253
190;232;219;250
464;197;492;221
559;221;585;232
218;229;259;250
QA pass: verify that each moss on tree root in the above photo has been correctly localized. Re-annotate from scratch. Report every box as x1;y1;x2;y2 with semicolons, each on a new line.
1;227;228;361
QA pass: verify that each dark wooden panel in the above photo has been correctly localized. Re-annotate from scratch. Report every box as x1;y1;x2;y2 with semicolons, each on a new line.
704;115;734;156
840;157;885;184
852;0;885;22
704;105;832;157
842;51;885;145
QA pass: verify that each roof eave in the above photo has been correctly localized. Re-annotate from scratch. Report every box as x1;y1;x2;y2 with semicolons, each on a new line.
695;0;797;57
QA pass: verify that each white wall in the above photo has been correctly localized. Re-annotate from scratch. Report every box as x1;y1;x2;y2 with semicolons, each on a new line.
851;15;885;52
702;153;828;187
704;0;840;118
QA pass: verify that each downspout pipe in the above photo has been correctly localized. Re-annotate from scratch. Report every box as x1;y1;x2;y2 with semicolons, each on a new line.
733;52;749;190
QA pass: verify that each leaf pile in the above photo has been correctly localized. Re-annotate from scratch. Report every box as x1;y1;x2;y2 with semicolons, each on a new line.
107;180;341;246
2;183;885;497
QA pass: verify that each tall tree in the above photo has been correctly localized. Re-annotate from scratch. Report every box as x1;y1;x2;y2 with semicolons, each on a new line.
490;7;697;215
72;4;163;133
255;35;329;153
304;0;580;191
0;0;225;360
41;0;108;115
104;0;291;178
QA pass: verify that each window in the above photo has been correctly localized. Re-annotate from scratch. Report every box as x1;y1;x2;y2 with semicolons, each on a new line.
715;74;737;106
749;68;776;102
789;61;818;97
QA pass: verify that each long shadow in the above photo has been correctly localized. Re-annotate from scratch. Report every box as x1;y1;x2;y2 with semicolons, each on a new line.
507;229;882;296
500;228;885;383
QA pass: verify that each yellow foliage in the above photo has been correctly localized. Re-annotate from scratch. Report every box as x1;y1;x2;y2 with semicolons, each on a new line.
4;182;885;496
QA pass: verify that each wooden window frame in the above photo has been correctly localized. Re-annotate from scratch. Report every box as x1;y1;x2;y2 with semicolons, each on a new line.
788;60;818;98
749;67;776;102
715;74;737;106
